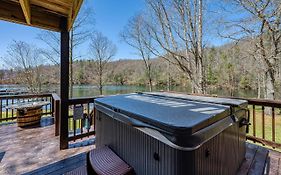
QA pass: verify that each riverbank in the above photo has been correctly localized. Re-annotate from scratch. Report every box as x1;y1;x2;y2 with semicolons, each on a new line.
0;84;271;99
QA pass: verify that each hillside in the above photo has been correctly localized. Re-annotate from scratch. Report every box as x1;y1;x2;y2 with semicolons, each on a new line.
1;41;281;98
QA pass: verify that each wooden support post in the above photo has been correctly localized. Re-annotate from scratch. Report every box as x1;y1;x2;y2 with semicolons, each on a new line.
60;17;69;150
54;97;60;136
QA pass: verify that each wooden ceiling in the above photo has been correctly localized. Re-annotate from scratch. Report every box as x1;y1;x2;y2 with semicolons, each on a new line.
0;0;83;31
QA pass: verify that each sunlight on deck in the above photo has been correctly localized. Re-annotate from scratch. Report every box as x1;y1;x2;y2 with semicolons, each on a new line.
0;118;94;175
0;117;281;174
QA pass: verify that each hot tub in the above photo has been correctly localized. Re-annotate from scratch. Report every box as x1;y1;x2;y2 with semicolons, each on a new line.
94;92;249;175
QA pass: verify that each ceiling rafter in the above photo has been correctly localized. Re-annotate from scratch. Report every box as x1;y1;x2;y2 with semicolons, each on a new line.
68;0;83;31
19;0;31;24
0;0;84;32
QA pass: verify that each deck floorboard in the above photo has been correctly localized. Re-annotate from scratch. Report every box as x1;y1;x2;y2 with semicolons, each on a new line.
237;143;281;175
0;117;94;175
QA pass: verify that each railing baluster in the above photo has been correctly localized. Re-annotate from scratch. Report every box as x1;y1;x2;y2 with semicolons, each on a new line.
81;104;83;136
262;106;265;142
11;99;14;118
272;107;275;144
87;103;90;134
94;107;96;131
73;117;76;142
45;97;47;114
0;99;2;121
50;97;52;114
5;99;8;121
253;105;256;138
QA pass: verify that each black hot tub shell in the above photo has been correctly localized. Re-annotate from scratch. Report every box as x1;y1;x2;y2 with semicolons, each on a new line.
94;92;248;175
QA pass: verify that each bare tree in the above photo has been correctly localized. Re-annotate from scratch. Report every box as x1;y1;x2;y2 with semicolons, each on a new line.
37;6;93;97
89;32;117;95
219;0;281;100
121;14;154;91
140;0;206;94
4;40;44;93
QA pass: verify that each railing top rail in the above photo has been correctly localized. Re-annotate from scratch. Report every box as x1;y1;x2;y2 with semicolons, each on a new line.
51;93;61;101
165;91;281;108
68;96;101;105
209;96;281;108
1;91;280;108
239;98;281;108
0;93;53;99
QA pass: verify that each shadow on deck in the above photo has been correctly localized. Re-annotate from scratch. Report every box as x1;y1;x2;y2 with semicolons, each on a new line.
0;117;94;175
0;117;280;175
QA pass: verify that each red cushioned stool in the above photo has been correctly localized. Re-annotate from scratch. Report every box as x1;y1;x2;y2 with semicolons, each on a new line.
89;146;134;175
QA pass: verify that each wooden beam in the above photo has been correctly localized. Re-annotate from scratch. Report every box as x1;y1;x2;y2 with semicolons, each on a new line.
19;0;31;24
67;1;73;31
0;0;61;32
60;17;70;150
31;6;61;31
67;0;83;31
31;0;70;16
0;1;26;26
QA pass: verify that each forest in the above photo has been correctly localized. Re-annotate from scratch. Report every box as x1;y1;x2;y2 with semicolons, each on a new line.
0;0;280;100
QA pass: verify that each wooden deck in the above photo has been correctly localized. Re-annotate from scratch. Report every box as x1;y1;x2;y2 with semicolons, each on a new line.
238;143;281;175
0;118;281;175
0;117;94;175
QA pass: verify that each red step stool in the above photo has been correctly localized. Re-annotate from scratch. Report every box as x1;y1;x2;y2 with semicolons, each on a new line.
89;146;134;175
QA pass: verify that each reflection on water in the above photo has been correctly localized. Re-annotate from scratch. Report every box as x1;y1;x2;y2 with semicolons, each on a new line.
0;84;262;99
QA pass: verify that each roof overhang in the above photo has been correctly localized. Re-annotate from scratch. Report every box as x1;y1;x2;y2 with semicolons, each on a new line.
0;0;84;32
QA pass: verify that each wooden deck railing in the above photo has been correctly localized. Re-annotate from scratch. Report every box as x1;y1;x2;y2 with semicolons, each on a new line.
242;98;281;149
1;92;281;150
67;97;97;142
0;93;54;123
188;92;281;150
0;93;97;146
52;93;61;136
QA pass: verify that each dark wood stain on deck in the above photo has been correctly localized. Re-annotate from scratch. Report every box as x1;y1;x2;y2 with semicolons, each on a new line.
238;143;281;175
0;118;281;175
22;153;87;175
0;117;94;175
21;142;281;175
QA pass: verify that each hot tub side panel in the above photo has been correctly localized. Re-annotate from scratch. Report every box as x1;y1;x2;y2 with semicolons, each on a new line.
95;110;246;175
193;121;245;175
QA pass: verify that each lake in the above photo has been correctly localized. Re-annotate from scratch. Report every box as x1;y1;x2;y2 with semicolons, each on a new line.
0;84;260;99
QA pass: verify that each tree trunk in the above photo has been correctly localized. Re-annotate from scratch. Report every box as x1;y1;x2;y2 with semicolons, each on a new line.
197;58;205;94
167;62;171;91
148;66;153;92
196;0;205;94
191;79;195;94
69;57;73;97
69;29;74;98
99;85;103;95
99;62;103;95
148;78;153;92
265;71;274;100
257;73;261;99
265;70;275;114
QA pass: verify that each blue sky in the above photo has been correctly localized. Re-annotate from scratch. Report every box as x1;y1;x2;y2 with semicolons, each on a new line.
0;0;236;69
0;0;145;68
92;0;145;59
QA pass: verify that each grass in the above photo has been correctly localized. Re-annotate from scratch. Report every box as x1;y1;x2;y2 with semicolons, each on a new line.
248;105;281;151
